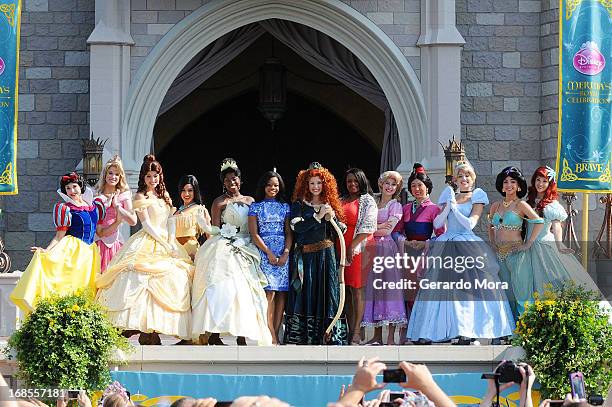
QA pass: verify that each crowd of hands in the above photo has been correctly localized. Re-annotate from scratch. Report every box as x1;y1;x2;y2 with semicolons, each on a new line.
1;359;604;407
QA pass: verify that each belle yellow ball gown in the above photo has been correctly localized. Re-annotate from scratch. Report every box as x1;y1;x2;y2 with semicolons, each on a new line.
95;197;194;338
10;194;105;314
191;201;272;345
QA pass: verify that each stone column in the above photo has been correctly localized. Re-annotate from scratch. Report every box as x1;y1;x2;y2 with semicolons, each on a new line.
87;0;134;169
0;272;22;337
417;0;465;198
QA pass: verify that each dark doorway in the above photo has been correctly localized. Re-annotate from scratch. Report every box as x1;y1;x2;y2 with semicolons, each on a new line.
157;89;380;208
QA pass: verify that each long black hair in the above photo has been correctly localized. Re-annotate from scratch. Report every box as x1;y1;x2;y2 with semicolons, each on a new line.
342;167;373;198
177;174;203;206
495;166;528;198
255;171;287;203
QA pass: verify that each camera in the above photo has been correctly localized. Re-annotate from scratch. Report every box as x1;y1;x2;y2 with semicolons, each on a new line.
481;361;523;384
382;368;406;383
67;390;80;399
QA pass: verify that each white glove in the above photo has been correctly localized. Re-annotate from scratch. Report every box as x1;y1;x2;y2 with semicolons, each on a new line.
141;219;172;251
452;205;478;230
433;201;452;230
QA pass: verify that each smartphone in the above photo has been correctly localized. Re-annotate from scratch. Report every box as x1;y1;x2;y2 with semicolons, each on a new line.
383;369;406;383
569;372;586;399
389;392;405;401
67;390;80;399
214;402;233;407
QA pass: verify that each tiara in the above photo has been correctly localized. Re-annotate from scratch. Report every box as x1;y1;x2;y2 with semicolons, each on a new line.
106;155;122;165
220;159;238;172
545;166;556;182
308;162;322;170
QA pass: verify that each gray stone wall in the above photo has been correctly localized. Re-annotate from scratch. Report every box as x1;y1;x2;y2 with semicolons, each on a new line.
456;0;543;200
1;0;94;270
129;0;421;80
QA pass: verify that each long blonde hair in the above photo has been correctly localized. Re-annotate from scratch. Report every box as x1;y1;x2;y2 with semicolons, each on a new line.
95;155;130;194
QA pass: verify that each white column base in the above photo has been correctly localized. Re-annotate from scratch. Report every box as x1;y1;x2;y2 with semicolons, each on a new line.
0;272;22;337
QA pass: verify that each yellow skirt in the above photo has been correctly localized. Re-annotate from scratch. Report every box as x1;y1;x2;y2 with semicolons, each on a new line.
10;236;99;314
95;230;194;338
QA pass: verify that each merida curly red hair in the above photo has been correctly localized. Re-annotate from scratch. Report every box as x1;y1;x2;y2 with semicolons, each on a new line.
292;166;345;223
527;166;558;215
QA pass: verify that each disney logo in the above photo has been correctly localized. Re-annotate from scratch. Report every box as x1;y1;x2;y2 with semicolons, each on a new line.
577;54;602;67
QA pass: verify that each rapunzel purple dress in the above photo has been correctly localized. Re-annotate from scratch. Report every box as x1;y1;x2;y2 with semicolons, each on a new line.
362;199;407;328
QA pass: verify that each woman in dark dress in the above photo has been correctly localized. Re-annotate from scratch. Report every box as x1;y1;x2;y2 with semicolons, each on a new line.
284;162;348;345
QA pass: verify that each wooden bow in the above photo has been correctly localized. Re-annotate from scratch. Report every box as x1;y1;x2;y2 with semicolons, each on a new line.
324;215;346;344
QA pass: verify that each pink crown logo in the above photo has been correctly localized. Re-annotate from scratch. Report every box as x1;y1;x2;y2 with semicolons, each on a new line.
573;41;605;76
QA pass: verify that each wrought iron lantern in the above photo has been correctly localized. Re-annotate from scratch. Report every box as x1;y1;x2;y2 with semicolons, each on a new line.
439;135;466;185
82;133;106;187
258;57;287;130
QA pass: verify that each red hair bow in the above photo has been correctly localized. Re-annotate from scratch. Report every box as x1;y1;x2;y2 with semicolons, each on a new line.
415;166;426;174
62;172;79;183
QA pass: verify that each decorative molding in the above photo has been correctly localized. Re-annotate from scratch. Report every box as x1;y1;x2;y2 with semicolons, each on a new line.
566;0;612;20
121;0;427;172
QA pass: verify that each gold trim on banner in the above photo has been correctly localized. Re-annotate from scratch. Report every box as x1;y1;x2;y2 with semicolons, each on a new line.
566;0;612;19
0;162;13;185
560;158;611;183
0;3;15;26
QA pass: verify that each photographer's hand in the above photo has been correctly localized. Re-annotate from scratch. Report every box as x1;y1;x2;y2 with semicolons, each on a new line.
338;357;387;406
518;364;535;407
76;391;92;407
399;362;456;407
480;362;515;407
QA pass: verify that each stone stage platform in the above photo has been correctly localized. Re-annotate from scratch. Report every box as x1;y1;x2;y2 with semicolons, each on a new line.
1;339;524;377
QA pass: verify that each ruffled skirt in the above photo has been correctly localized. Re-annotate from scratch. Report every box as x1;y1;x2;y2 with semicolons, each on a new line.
96;239;122;273
191;235;272;345
11;236;99;313
95;230;194;338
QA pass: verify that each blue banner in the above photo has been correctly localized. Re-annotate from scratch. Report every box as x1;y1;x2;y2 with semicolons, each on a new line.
0;0;20;195
556;0;612;192
109;371;541;407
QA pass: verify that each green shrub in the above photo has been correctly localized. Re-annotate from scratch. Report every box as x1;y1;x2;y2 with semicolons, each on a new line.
5;291;131;392
513;282;612;398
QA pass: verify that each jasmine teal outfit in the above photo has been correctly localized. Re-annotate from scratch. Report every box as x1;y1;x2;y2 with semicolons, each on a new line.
406;187;515;342
284;201;348;345
11;197;105;313
496;200;608;317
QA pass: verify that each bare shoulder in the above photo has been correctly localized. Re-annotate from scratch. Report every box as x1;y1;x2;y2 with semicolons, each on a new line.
134;192;146;201
490;200;499;213
516;200;533;213
243;195;255;205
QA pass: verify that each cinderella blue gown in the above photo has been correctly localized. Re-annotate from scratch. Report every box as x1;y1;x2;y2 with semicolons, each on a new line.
498;200;610;318
406;187;515;342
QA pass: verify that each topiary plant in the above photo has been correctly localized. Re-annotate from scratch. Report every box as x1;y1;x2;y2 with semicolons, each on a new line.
5;291;131;392
513;281;612;398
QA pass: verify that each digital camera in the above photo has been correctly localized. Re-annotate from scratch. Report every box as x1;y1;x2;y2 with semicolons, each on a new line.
495;360;523;384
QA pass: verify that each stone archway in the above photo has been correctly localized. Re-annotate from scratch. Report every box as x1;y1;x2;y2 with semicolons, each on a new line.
120;0;427;180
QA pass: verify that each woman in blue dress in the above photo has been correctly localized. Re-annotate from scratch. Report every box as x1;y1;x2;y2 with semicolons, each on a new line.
406;161;515;344
488;166;544;319
248;171;292;344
